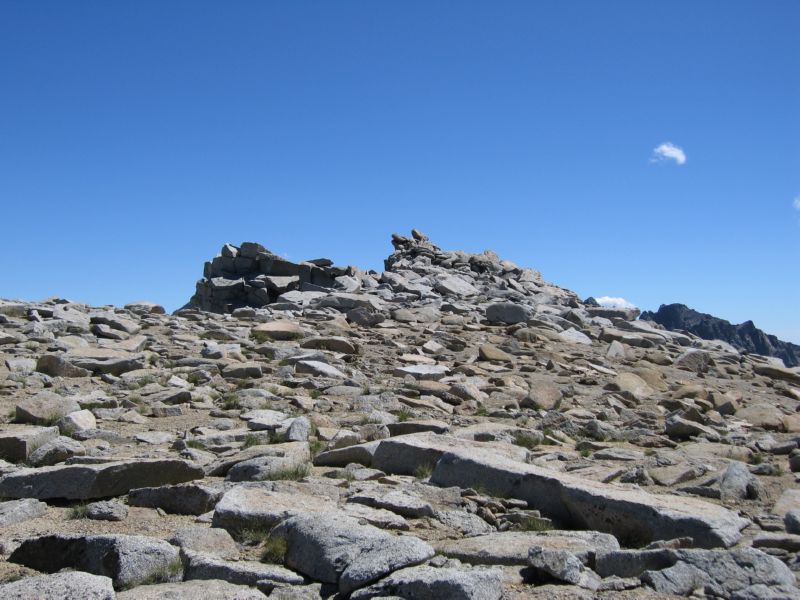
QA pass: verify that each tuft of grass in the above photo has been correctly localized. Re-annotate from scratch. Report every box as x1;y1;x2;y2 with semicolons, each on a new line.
334;469;356;482
414;462;434;480
221;393;241;410
39;413;63;427
309;439;325;456
579;448;591;458
518;516;553;531
135;375;157;389
127;558;183;589
185;439;205;450
263;463;311;481
512;431;540;450
242;434;260;449
239;527;272;545
260;535;288;564
751;452;764;465
309;389;322;399
540;427;557;445
395;408;413;422
475;406;489;417
66;504;88;520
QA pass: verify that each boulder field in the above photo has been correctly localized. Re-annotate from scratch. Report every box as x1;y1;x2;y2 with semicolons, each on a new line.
0;230;799;598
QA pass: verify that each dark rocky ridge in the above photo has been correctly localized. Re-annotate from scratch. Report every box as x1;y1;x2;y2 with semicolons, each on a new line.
641;303;800;367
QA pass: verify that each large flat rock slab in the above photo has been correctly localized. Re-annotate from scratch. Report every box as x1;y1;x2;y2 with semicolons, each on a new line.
211;485;336;534
117;579;266;600
429;446;747;548
0;459;204;500
434;530;619;566
0;571;115;600
371;433;528;475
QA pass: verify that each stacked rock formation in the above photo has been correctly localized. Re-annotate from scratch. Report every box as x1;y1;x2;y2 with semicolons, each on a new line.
188;242;356;313
0;230;799;599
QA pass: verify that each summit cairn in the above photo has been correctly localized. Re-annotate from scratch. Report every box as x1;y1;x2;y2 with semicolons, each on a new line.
0;230;799;599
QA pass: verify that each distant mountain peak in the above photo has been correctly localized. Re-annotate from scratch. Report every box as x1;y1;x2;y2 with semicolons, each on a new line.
640;303;799;367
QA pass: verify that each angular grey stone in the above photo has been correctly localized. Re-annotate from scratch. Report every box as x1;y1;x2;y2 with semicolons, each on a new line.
295;360;346;379
56;408;96;435
86;500;128;521
273;512;434;594
436;530;619;566
27;436;85;466
90;311;141;335
15;392;80;426
664;413;719;441
0;425;59;462
313;441;380;468
0;459;204;500
35;354;92;377
594;548;680;578
486;303;530;324
212;486;336;535
0;498;47;527
183;551;304;588
371;434;527;477
135;431;174;445
674;349;713;373
528;545;600;590
641;560;706;595
129;483;223;515
784;509;800;534
10;534;182;589
221;362;263;379
672;548;797;597
719;460;763;500
117;579;267;600
65;347;146;375
347;307;385;327
435;276;479;297
170;527;240;560
558;328;593;345
392;364;449;380
0;571;115;600
267;583;323;600
350;565;504;600
226;443;310;482
348;489;435;518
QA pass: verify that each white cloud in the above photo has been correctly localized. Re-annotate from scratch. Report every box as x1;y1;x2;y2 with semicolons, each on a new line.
793;196;800;211
651;142;686;165
594;296;637;309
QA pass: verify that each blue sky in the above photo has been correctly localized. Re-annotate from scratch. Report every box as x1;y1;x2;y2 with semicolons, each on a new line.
1;2;798;342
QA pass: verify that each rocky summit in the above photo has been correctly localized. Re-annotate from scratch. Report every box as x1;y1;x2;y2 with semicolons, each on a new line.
1;230;799;599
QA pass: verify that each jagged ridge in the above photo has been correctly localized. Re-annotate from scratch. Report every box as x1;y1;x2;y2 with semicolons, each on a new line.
641;303;800;367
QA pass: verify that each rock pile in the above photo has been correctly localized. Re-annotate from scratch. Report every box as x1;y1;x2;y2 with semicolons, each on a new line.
0;230;799;599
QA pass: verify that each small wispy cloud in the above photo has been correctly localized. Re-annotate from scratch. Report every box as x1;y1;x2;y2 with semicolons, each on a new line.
651;142;686;165
594;296;637;310
793;196;800;212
